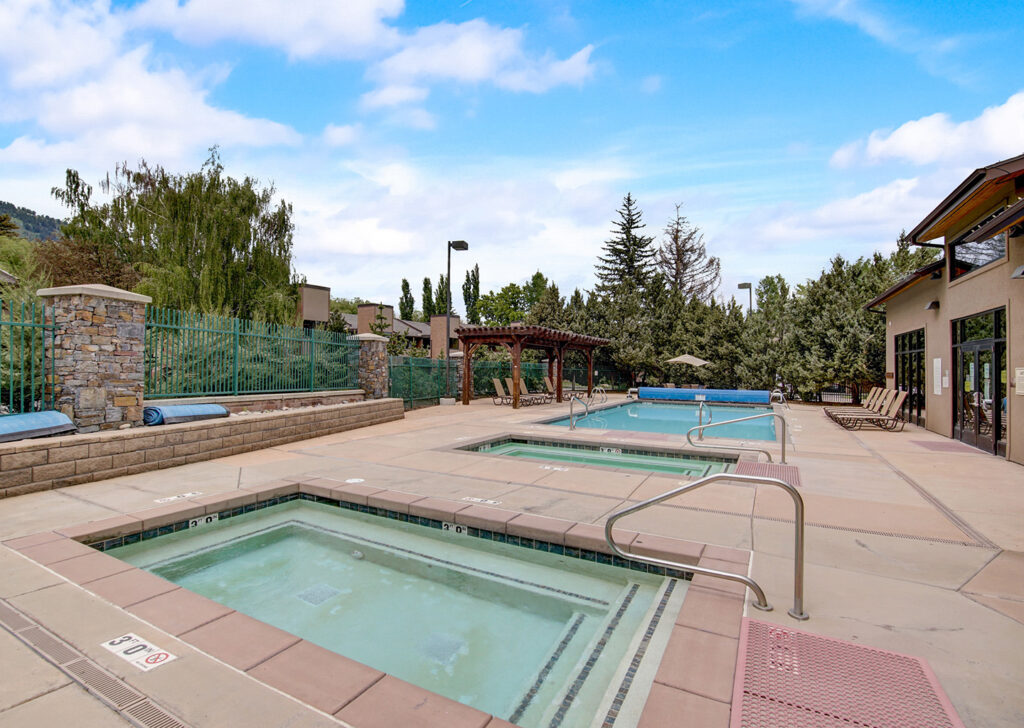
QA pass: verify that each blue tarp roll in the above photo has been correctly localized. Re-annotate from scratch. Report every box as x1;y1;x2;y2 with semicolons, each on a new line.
143;404;230;426
637;387;771;404
0;411;77;443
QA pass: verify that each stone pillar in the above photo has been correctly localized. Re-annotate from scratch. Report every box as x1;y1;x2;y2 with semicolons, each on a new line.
448;350;464;404
37;284;151;433
351;333;389;399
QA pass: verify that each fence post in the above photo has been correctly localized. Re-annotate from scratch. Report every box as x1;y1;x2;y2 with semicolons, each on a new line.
231;317;240;396
308;329;315;392
350;333;389;399
37;284;151;432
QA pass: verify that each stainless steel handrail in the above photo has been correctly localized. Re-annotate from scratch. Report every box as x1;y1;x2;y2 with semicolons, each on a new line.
696;401;712;440
569;395;589;430
686;411;787;463
770;389;789;408
605;472;808;619
590;385;608;404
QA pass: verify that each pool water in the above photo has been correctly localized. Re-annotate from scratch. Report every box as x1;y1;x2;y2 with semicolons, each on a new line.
548;401;776;440
110;501;679;727
476;440;732;477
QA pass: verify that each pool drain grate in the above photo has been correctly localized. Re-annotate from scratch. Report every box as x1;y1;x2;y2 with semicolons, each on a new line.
295;583;342;606
0;597;189;728
731;618;966;727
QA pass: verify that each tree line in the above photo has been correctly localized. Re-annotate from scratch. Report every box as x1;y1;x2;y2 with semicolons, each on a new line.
394;193;935;398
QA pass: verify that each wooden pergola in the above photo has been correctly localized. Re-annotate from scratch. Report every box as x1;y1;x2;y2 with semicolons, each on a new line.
455;324;610;408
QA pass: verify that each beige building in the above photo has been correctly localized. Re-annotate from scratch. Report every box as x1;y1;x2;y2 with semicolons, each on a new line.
867;153;1024;465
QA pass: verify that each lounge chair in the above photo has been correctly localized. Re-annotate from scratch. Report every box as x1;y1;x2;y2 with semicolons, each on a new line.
519;379;552;404
491;379;513;406
505;377;544;406
823;386;881;416
832;391;908;431
824;388;891;421
544;376;558;397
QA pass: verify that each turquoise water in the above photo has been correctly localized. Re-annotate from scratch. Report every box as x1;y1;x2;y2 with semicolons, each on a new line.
548;401;776;440
110;501;674;727
478;441;732;477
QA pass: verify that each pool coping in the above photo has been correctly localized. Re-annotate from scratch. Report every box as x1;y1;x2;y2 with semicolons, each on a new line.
3;478;750;728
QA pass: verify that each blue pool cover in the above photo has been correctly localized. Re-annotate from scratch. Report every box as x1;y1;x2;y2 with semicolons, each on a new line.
638;387;771;404
0;411;77;443
143;404;230;426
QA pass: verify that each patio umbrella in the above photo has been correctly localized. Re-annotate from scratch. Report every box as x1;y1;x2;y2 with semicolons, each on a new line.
664;354;710;367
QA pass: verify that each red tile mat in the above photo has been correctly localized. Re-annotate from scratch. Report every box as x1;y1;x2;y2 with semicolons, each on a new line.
730;618;965;728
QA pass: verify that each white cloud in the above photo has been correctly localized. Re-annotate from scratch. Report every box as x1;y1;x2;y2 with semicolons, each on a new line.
359;84;429;110
640;75;662;94
369;19;595;94
130;0;403;59
831;91;1024;168
322;123;360;147
0;0;122;89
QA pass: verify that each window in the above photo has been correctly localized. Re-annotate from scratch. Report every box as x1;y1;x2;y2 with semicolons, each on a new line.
894;328;925;427
951;231;1006;279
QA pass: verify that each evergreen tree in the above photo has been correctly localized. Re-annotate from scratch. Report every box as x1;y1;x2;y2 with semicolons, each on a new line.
435;274;455;316
595;193;656;291
369;304;390;335
738;275;795;389
0;214;18;237
656;203;720;301
421;277;435;320
462;264;481;324
398;279;415;320
526;283;564;328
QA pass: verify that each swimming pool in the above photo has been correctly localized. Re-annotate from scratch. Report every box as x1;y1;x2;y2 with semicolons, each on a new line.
467;437;734;477
108;499;683;727
546;401;777;440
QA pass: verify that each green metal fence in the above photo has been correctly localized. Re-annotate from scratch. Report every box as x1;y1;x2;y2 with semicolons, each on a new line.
388;357;460;409
145;307;359;399
0;300;54;414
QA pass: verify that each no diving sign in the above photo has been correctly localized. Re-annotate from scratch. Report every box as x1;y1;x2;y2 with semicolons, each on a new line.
102;633;177;671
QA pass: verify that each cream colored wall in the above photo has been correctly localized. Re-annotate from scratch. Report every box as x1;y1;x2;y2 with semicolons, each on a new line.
884;232;1022;464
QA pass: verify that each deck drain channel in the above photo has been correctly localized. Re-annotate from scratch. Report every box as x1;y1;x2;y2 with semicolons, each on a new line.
0;597;189;728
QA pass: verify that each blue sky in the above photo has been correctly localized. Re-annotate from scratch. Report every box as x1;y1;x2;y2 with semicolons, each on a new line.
1;0;1022;311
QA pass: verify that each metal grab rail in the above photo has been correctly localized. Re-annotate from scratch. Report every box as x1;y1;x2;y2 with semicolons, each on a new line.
569;395;589;430
605;472;808;620
770;389;789;408
686;411;788;463
589;385;608;404
696;401;712;440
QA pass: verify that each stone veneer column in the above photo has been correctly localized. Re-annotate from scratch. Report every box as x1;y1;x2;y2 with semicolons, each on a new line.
37;284;151;432
350;333;389;399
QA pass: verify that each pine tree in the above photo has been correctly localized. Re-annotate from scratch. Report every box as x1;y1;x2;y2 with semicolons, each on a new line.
656;203;720;301
0;214;19;237
398;279;415;320
462;264;480;324
421;277;435;320
595;193;656;291
526;283;564;328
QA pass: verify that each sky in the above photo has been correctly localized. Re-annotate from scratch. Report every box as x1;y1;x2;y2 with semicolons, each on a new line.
2;0;1023;313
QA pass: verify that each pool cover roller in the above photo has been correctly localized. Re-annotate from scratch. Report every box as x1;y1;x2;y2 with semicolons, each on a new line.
0;411;77;443
637;387;771;404
143;404;230;426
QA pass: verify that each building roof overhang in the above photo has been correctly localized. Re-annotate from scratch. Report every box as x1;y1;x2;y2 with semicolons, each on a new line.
908;153;1024;245
864;259;945;312
455;324;609;350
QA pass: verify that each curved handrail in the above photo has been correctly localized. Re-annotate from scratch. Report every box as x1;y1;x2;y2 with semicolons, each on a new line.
590;385;608;404
569;395;589;430
605;472;808;619
686;411;787;463
696;401;712;440
770;389;789;408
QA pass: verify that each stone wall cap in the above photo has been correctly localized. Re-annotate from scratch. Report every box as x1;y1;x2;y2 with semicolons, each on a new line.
350;333;388;342
36;284;152;303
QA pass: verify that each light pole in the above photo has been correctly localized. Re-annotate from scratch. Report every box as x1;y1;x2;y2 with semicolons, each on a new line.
446;240;469;398
737;282;752;313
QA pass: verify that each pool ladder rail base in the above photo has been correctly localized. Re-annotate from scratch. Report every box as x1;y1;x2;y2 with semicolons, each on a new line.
686;410;788;464
604;472;809;620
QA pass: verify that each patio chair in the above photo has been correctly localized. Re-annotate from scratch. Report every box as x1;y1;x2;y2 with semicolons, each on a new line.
824;387;890;421
491;379;513;406
544;376;557;397
833;391;908;431
519;378;553;404
504;377;543;406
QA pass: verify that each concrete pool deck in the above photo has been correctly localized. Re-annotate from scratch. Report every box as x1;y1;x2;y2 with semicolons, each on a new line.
1;396;1022;727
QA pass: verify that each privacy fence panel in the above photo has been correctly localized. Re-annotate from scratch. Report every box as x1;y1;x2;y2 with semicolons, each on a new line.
389;357;460;409
145;306;359;399
0;299;54;415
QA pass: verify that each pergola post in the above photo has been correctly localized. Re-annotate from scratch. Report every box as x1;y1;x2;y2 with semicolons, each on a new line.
462;344;475;405
556;345;565;403
546;350;554;391
586;349;594;397
511;338;522;409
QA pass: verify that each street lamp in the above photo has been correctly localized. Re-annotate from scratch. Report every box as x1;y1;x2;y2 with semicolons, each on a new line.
737;282;752;313
446;240;469;398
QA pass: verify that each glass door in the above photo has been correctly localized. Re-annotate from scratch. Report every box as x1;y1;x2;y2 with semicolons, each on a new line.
952;308;1006;457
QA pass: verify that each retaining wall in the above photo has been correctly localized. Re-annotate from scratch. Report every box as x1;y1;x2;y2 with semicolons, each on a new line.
0;398;404;499
144;389;365;414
